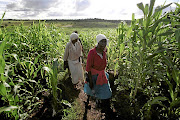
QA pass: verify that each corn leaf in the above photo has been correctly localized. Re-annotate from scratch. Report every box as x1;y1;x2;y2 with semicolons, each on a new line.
0;106;18;113
149;96;169;106
158;29;174;36
154;3;172;13
170;97;180;109
137;2;145;15
148;0;155;17
0;83;7;96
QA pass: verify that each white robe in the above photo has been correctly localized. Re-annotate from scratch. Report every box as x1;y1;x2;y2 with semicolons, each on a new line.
63;40;84;84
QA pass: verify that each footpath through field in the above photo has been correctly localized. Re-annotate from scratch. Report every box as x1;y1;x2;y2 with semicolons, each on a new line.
75;81;106;120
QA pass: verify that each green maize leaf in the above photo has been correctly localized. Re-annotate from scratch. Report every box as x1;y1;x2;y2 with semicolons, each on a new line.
114;62;118;76
30;66;34;76
43;66;53;74
149;18;171;32
8;81;14;86
20;61;26;70
138;18;143;26
41;68;44;78
21;42;29;48
0;74;6;82
24;81;33;90
0;12;5;25
0;40;6;56
0;40;5;76
132;13;135;21
0;82;7;96
154;3;172;13
0;106;18;113
28;79;38;84
170;97;180;109
1;12;5;19
61;100;71;107
34;55;40;65
137;2;145;15
148;0;155;17
175;28;180;43
148;96;168;107
0;58;5;75
10;53;18;61
146;16;151;29
146;48;165;60
159;24;171;29
7;94;14;102
144;4;149;16
158;29;174;36
20;89;32;95
152;6;162;19
52;58;59;69
161;54;178;88
165;75;174;101
13;85;20;94
33;65;42;79
161;54;174;68
154;96;169;102
3;82;10;87
147;36;156;47
25;61;34;70
119;43;125;57
172;69;179;86
13;43;18;48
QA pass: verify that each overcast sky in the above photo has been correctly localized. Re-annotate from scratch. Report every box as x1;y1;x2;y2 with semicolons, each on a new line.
0;0;179;20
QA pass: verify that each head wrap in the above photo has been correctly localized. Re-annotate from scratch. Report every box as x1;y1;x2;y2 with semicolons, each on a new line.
96;34;109;46
70;33;79;41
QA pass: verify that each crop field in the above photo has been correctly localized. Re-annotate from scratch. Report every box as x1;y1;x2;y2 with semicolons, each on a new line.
0;0;180;120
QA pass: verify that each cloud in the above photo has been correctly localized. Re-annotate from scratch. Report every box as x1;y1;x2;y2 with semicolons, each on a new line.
5;0;62;18
1;0;179;20
21;0;59;11
6;0;60;11
76;0;90;11
6;2;20;10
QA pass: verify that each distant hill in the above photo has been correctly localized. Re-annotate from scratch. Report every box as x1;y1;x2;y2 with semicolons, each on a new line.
2;18;131;28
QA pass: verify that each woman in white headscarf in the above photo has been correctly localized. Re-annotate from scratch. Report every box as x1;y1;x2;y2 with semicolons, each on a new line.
84;34;112;119
63;33;84;88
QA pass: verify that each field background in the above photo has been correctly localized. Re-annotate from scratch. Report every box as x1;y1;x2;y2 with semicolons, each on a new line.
1;18;131;28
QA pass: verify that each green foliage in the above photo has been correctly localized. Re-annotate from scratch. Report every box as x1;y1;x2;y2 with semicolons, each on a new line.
114;0;180;119
62;99;82;120
0;20;66;119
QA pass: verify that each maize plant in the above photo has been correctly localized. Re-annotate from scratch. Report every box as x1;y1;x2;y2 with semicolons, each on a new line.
114;0;180;119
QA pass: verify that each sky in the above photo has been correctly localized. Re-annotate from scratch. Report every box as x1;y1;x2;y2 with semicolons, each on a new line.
0;0;179;20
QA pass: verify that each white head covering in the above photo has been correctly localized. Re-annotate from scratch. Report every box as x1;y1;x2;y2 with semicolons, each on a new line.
70;33;79;41
96;34;109;46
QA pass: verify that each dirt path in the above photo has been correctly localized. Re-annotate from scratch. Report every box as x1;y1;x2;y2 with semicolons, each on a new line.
76;81;105;120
